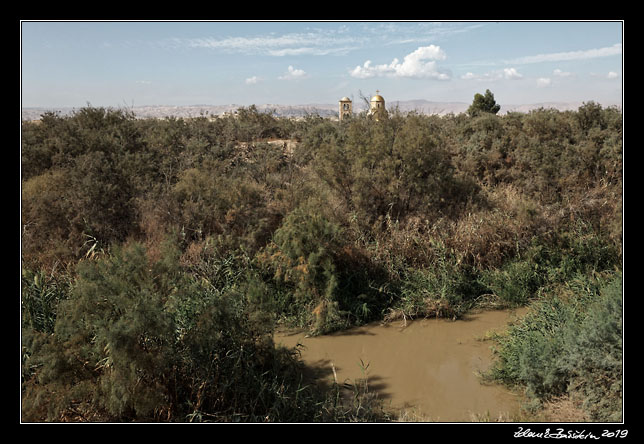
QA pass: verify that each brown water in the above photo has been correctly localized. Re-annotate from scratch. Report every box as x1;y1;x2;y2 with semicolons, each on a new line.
275;308;528;421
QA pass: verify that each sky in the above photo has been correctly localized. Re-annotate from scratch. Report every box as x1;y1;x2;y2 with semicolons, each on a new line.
20;21;623;109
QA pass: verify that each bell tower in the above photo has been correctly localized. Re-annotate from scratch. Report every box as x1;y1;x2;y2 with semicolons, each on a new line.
339;96;352;121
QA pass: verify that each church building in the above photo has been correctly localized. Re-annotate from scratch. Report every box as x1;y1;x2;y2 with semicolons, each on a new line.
338;91;388;121
367;91;387;121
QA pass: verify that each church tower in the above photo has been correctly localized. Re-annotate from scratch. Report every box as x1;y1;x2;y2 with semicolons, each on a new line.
339;96;352;121
367;90;387;121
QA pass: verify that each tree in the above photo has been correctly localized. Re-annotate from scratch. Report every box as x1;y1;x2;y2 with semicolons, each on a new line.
467;89;501;117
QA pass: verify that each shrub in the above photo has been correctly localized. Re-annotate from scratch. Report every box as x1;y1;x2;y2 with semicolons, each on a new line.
389;239;485;321
21;169;74;265
479;221;620;307
171;161;269;248
257;207;344;332
576;101;605;134
487;273;622;421
21;267;72;334
479;260;543;306
65;150;138;248
560;275;622;421
314;112;466;228
54;243;178;420
23;241;376;422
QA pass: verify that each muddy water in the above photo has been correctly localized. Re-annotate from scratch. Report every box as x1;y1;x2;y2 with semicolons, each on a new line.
275;308;528;421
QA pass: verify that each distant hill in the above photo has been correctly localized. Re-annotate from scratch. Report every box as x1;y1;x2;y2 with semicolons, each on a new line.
21;100;617;121
21;104;338;121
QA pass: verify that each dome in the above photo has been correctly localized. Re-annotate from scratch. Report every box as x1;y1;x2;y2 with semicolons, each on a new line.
340;96;351;102
367;91;387;121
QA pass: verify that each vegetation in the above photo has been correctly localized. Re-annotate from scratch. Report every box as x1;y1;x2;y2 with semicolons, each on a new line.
486;272;622;421
467;89;501;116
21;96;622;422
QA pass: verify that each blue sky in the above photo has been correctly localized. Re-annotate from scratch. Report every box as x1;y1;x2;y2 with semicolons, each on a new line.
21;21;623;108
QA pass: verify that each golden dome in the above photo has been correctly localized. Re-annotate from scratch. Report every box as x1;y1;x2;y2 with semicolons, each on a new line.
367;91;387;121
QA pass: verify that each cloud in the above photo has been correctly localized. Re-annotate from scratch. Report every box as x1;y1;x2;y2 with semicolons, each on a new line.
553;68;574;78
460;67;523;81
536;77;552;88
360;22;486;46
245;76;260;84
462;43;622;70
351;60;383;79
508;43;622;64
350;45;450;79
278;65;308;80
165;30;361;56
590;71;621;79
268;46;355;56
502;68;523;80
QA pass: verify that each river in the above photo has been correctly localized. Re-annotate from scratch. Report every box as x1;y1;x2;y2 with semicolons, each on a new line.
275;307;528;421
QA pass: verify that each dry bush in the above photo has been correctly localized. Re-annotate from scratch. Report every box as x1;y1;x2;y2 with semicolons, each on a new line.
539;396;591;422
439;184;547;270
560;183;622;251
135;196;176;263
367;215;436;272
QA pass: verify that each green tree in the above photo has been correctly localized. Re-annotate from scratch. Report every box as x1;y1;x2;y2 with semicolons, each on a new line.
467;89;501;116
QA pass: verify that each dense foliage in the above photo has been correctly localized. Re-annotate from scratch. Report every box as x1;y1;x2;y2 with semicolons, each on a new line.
21;101;622;421
467;89;501;117
487;273;622;421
